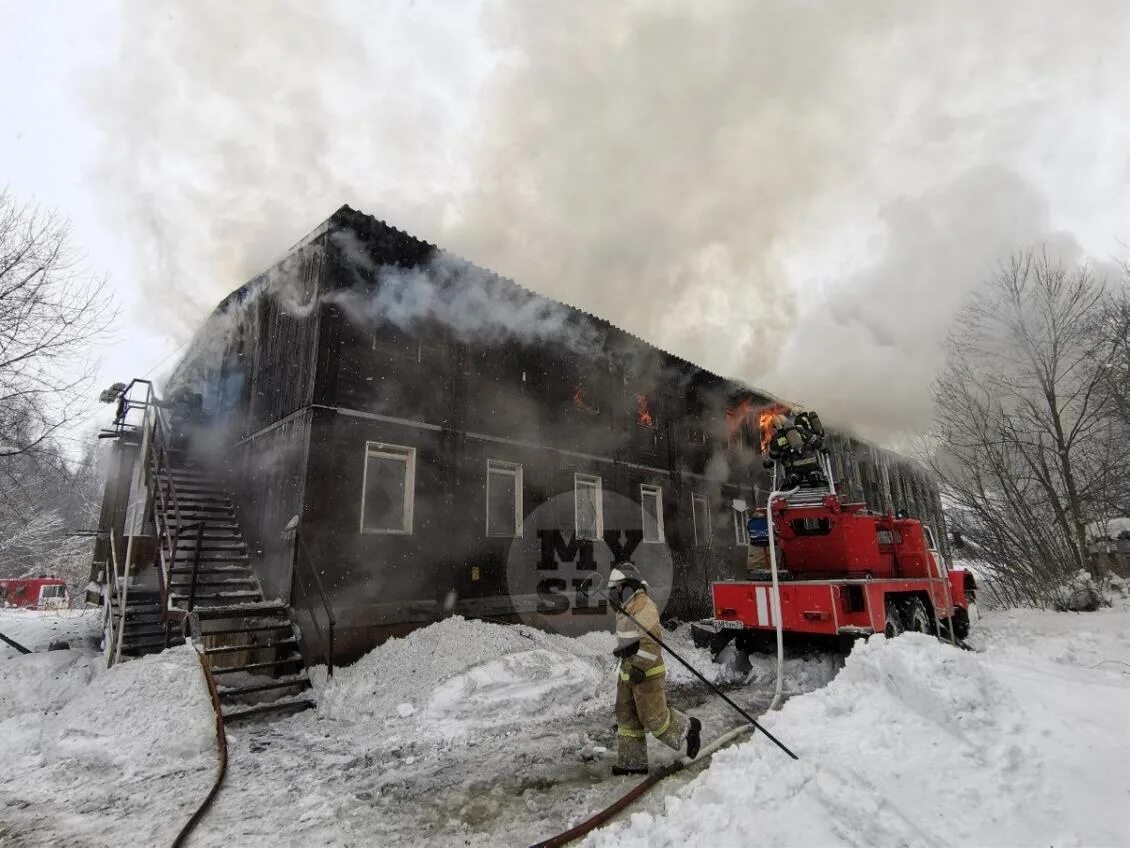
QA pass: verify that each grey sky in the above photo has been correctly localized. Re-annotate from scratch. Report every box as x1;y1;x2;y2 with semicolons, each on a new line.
2;1;1128;444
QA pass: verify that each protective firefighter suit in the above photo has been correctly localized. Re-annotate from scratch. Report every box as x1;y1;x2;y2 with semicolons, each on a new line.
611;576;698;773
768;410;825;487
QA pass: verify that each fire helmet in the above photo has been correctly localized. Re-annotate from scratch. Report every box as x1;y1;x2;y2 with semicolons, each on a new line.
609;561;647;589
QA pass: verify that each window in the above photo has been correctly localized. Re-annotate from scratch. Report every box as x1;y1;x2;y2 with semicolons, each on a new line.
360;443;416;534
572;383;600;414
575;474;604;541
39;584;65;599
635;394;656;429
692;493;711;546
640;485;664;543
734;509;750;546
792;518;833;537
923;525;938;551
486;460;523;537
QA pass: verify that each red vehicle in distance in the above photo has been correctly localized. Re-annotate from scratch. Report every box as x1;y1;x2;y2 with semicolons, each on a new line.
0;577;69;610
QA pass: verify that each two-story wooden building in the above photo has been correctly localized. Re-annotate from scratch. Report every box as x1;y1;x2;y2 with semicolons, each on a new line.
165;206;946;662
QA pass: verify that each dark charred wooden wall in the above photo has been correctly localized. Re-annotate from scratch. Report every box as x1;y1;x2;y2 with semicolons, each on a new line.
169;205;948;665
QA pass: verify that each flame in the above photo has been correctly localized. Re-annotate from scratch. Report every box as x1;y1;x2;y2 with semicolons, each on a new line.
757;404;792;453
636;393;654;427
573;385;586;408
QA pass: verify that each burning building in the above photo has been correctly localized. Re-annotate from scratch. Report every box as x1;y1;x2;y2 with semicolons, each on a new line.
161;205;946;664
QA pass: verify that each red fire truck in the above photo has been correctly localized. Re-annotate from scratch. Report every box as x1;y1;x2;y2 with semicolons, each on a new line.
707;413;975;654
0;577;69;610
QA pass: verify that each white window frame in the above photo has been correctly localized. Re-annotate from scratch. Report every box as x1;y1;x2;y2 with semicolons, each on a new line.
733;508;750;546
692;493;711;547
360;442;416;535
486;460;524;538
574;473;604;541
640;484;665;543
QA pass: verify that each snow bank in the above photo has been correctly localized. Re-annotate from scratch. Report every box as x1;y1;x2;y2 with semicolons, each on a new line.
318;616;615;737
0;642;218;846
586;609;1130;848
0;606;100;656
0;649;99;720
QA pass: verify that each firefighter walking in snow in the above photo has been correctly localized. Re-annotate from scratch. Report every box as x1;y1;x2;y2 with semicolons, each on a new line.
608;563;701;775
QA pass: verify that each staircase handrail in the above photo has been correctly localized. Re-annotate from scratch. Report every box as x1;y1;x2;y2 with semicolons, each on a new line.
106;529;124;667
292;530;336;677
150;410;186;606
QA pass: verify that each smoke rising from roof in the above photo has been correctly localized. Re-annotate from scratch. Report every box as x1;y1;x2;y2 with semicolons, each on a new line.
88;1;1130;443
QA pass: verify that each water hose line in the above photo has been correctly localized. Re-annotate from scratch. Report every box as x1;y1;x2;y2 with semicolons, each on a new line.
528;724;755;848
172;648;228;848
765;485;799;711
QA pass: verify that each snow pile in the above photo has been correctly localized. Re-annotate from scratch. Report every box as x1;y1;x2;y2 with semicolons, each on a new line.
318;616;615;736
0;639;217;847
968;604;1130;669
1051;569;1106;612
0;606;100;655
586;612;1130;848
0;649;100;720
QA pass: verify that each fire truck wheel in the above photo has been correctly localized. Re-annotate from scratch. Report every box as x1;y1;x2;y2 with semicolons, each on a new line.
904;598;933;635
883;600;904;638
951;606;971;640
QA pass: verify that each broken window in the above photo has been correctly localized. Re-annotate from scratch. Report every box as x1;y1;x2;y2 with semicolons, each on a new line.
361;443;416;534
692;493;711;546
635;394;656;428
575;474;604;541
573;383;600;414
487;460;523;538
640;484;664;543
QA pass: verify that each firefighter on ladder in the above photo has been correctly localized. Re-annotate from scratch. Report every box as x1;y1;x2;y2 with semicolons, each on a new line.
767;409;826;488
608;563;701;775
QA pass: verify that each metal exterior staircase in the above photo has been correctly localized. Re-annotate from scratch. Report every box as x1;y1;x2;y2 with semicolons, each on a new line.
153;462;316;722
97;380;315;723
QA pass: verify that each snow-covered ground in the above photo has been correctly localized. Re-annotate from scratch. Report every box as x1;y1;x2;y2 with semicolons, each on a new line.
1;605;1128;847
0;608;216;847
587;604;1130;848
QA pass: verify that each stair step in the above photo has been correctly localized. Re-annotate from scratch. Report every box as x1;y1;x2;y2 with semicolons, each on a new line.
170;565;251;577
172;539;246;548
200;621;293;638
166;514;236;524
169;521;240;531
171;591;262;605
123;635;185;651
109;602;162;614
123;622;167;635
169;576;257;587
194;602;288;620
222;698;315;722
111;609;163;623
170;556;249;567
204;636;297;655
209;655;304;675
217;673;310;698
169;575;253;585
166;503;233;514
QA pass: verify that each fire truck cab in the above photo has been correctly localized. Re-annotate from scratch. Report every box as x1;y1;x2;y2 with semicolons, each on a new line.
0;577;69;610
708;491;975;653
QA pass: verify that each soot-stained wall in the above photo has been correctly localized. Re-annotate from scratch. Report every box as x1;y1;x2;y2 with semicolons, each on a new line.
167;205;946;664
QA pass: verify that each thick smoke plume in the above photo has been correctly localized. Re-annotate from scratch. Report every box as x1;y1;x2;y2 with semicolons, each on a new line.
88;1;1130;442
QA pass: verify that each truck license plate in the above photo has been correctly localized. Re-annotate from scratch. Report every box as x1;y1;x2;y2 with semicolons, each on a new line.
716;619;744;630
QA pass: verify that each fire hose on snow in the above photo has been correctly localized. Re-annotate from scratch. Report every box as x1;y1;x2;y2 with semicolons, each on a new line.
528;573;799;848
584;572;798;761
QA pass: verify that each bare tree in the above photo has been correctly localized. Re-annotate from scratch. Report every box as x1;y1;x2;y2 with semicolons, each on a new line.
0;190;115;466
928;251;1127;606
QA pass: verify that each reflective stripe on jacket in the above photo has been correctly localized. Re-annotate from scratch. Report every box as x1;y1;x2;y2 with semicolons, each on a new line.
617;589;665;681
